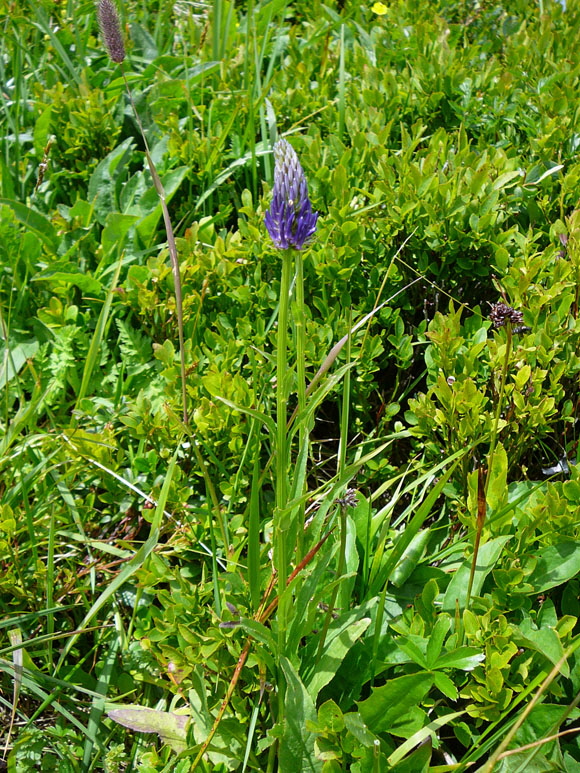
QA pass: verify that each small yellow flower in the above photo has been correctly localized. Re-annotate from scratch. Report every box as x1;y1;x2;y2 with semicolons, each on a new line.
372;1;388;14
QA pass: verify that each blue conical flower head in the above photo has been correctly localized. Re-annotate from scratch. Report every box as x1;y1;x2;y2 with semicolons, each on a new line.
264;139;318;250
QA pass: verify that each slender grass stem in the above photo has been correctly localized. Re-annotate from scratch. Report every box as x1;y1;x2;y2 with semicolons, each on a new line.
46;501;55;670
212;0;222;61
121;69;188;425
338;24;346;141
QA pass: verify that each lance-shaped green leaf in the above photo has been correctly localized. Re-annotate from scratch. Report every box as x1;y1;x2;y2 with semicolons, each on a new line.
107;705;189;753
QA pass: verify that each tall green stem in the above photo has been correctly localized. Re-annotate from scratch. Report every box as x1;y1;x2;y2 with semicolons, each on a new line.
275;249;293;652
485;323;512;496
466;323;512;614
338;311;352;611
295;251;307;560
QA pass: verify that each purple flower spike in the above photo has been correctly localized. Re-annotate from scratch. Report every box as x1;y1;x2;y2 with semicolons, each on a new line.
264;139;318;250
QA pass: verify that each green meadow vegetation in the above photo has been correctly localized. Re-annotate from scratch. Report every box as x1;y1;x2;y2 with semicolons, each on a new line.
2;0;580;769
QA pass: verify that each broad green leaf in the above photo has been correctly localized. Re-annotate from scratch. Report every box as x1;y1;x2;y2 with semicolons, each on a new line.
434;646;484;671
332;163;348;201
279;658;321;773
507;703;580;773
184;60;221;84
492;170;522;191
537;598;558;629
343;712;377;747
34;263;103;294
390;706;429;739
357;673;434;735
563;752;580;773
470;166;488;196
316;700;345;734
88;138;135;225
306;618;371;700
286;551;336;655
107;706;188;753
0;198;58;250
100;213;140;257
517;542;580;594
515;618;568;677
442;536;511;612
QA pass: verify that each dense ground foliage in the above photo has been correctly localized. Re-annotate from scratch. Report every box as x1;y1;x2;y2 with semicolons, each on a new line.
2;0;580;770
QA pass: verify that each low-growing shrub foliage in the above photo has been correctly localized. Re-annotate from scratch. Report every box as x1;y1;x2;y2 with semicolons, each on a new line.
2;0;580;770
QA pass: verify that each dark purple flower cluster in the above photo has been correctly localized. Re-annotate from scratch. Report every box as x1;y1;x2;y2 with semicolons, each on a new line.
489;302;524;329
335;488;358;508
264;139;318;250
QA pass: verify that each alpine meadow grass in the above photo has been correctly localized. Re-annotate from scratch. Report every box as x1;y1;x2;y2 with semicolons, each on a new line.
2;0;580;771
